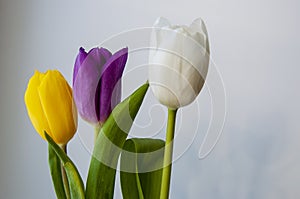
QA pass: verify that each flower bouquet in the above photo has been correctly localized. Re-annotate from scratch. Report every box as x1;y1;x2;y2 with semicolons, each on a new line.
24;17;209;199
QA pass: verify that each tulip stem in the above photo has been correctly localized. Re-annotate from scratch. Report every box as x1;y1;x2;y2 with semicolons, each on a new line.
61;144;70;199
160;108;177;199
94;124;102;144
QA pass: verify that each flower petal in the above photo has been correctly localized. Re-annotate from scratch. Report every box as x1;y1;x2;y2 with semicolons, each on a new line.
97;47;128;122
73;47;112;124
154;17;171;28
38;70;77;144
189;18;210;54
24;71;52;140
73;47;88;86
149;18;210;108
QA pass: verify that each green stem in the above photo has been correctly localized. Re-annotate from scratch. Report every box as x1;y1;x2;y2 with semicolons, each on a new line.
160;108;177;199
94;124;102;145
60;144;70;199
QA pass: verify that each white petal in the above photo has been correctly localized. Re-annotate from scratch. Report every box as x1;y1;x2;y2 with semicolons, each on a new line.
153;17;171;28
190;18;209;53
189;18;204;33
149;17;210;108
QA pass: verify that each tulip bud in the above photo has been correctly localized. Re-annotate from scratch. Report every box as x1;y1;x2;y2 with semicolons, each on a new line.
73;47;128;124
24;70;78;145
149;17;210;109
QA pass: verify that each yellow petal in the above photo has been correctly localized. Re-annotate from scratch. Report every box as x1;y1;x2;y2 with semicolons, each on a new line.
24;71;52;140
38;70;77;144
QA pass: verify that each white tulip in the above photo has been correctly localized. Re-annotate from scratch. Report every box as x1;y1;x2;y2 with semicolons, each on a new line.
149;17;210;109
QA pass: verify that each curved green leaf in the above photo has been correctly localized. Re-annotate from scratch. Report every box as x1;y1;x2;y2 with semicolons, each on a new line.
45;132;85;199
120;138;165;199
85;83;149;199
48;144;67;199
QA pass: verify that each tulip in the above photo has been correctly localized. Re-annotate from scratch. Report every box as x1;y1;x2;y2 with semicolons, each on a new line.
24;70;78;145
73;47;128;125
149;17;210;109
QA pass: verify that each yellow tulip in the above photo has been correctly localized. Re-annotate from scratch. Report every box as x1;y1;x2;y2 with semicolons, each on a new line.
24;70;77;145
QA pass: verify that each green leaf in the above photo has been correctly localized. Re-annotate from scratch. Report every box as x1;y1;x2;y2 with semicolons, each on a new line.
48;144;67;199
120;138;165;199
85;83;149;199
45;132;85;199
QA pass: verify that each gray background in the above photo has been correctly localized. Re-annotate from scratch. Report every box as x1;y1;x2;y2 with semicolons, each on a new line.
1;0;300;198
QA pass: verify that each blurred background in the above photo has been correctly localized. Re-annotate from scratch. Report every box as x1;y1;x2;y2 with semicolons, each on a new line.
1;0;300;198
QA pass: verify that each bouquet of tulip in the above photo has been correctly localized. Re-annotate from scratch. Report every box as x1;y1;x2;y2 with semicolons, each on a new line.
24;17;209;199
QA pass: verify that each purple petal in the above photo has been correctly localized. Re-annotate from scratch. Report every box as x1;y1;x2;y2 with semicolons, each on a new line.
73;47;88;86
73;47;112;124
97;47;128;123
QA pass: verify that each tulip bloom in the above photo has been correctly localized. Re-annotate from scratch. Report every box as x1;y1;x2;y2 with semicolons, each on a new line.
73;47;128;124
24;70;78;145
149;17;210;109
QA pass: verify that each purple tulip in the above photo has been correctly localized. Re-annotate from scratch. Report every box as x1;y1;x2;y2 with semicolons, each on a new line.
73;47;128;124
